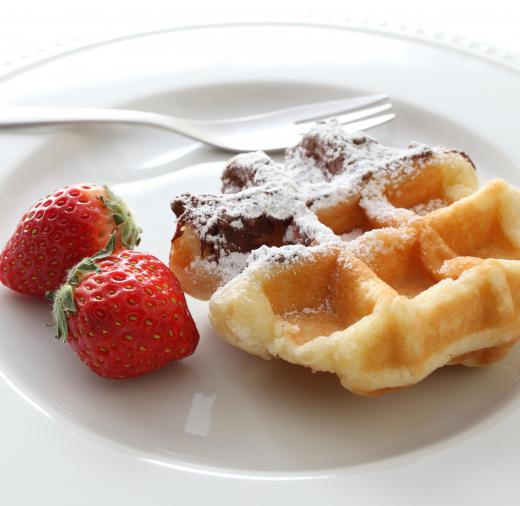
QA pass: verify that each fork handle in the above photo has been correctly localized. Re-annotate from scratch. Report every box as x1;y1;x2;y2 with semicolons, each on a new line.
0;106;196;135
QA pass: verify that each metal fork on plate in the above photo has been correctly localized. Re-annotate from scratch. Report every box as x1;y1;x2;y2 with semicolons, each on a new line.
0;94;394;152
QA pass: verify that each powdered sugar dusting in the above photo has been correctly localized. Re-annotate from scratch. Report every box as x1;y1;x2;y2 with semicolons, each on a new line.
221;151;275;193
412;198;447;216
285;119;438;216
284;298;333;319
340;228;364;241
346;227;417;265
171;119;475;290
248;243;330;269
189;251;250;284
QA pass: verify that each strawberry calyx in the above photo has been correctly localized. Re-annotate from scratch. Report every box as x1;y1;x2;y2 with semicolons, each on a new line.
48;234;117;342
99;186;142;248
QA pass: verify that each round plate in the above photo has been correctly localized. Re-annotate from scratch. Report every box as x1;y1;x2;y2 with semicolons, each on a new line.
1;22;520;505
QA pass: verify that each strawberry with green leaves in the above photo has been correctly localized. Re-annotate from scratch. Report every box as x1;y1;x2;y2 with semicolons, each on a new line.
0;183;141;296
50;235;199;378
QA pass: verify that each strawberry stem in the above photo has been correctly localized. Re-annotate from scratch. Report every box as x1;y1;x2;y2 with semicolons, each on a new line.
52;284;76;342
67;233;116;285
100;186;142;248
50;234;116;342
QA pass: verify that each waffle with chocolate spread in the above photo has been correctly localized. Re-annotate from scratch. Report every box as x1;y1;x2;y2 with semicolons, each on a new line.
170;120;520;395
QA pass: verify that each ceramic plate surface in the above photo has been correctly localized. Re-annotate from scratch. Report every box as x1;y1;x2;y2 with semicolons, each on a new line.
1;22;520;505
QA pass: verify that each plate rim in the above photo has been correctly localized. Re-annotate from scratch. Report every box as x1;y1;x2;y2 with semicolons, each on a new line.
1;16;520;86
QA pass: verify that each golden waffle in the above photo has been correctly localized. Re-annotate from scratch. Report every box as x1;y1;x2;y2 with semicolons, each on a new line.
168;120;520;396
210;180;520;395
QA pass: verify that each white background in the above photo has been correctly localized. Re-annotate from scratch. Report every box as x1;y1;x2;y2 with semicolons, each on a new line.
1;0;520;62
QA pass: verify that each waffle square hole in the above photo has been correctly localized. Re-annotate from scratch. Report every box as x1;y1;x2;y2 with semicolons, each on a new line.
428;182;520;261
384;159;454;212
262;249;378;344
350;229;439;298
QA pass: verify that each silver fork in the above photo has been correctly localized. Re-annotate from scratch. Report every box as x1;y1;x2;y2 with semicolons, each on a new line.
0;94;394;153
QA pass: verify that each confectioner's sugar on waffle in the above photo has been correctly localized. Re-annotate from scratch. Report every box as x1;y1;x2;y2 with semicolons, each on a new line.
340;228;364;241
247;243;332;269
412;198;448;216
284;298;334;319
221;120;446;228
284;120;437;210
172;119;474;286
189;251;250;285
346;227;417;265
221;151;275;194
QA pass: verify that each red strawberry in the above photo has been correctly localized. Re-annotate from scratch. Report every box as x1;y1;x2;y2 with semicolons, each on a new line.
51;235;199;378
0;183;141;297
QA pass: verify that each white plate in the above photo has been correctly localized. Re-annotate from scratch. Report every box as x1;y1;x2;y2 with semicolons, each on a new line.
1;21;520;505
